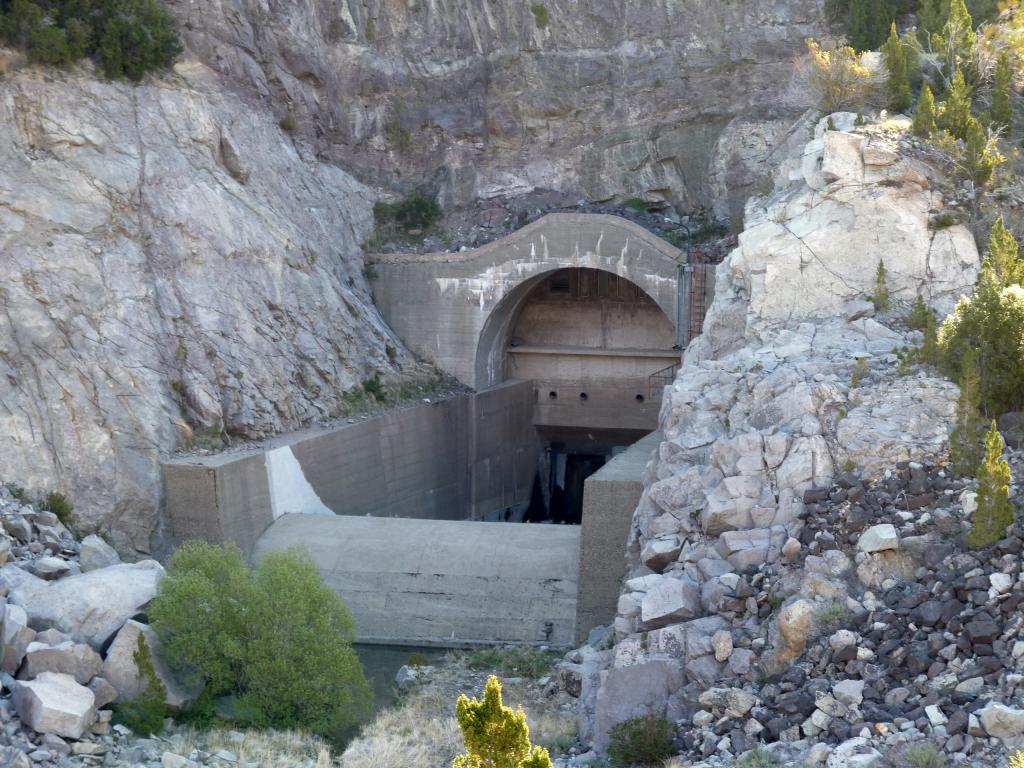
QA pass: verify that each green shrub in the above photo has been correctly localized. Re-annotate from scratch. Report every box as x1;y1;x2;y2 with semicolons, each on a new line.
907;295;932;330
530;3;549;30
606;714;675;768
407;651;431;667
393;191;441;231
112;634;167;735
464;646;558;678
279;115;297;131
966;421;1014;548
42;491;74;529
362;375;385;401
149;542;371;736
928;211;955;230
453;675;552;768
0;0;181;80
740;748;781;768
904;742;946;768
850;357;869;388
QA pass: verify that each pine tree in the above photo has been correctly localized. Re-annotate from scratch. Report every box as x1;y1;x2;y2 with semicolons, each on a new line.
949;348;984;475
113;634;167;736
918;0;951;37
453;676;553;768
988;216;1024;287
882;22;912;112
944;0;976;68
941;68;974;140
849;0;893;51
873;259;890;311
966;420;1014;548
991;51;1013;132
963;115;1002;186
914;82;938;136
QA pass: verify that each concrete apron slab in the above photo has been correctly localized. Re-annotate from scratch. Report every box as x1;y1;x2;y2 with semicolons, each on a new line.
252;514;581;647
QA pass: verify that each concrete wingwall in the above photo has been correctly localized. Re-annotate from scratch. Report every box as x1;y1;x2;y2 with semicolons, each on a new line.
162;380;538;558
575;432;660;644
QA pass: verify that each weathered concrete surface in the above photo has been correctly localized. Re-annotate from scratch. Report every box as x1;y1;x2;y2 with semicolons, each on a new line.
163;381;537;556
369;215;704;417
252;514;580;647
575;432;660;644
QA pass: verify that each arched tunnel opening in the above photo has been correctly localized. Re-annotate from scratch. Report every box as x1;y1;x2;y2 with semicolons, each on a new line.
479;267;679;525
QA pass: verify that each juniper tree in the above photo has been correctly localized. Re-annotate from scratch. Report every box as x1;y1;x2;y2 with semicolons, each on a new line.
453;676;553;768
962;115;1002;187
940;68;973;140
949;348;984;476
914;82;938;136
991;51;1013;132
882;22;912;112
849;0;893;51
873;259;890;312
988;216;1024;287
944;0;976;68
966;420;1014;548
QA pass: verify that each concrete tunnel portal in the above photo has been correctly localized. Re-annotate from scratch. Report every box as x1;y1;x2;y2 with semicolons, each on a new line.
163;214;716;647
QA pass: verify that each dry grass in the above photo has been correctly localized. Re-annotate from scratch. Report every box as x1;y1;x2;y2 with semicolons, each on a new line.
340;653;576;768
205;729;335;767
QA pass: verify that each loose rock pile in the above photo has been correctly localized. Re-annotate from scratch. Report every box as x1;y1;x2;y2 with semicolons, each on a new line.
560;113;1023;768
0;485;190;767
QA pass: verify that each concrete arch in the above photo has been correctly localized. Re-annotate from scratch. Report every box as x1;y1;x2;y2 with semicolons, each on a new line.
368;213;686;390
474;266;675;390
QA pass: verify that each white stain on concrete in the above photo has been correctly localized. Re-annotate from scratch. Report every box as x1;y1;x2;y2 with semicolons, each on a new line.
266;446;335;519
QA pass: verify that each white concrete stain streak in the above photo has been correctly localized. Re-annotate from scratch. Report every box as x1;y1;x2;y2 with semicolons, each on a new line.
265;446;335;519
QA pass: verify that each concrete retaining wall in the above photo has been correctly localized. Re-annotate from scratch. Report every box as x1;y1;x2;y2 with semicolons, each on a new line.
162;381;538;556
575;431;661;644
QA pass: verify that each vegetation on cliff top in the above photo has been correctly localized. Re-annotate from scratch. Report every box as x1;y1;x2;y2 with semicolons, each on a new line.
0;0;181;80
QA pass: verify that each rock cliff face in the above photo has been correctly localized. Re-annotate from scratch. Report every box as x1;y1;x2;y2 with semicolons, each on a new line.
168;0;829;217
588;114;982;746
0;62;403;551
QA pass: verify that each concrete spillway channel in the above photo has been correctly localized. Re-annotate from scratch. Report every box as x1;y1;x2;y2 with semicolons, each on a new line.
253;514;581;646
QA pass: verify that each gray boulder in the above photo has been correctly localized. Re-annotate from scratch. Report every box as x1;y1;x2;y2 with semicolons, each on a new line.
640;576;700;629
979;702;1024;745
21;641;102;685
593;660;684;753
0;748;29;768
12;672;97;739
78;536;120;573
1;561;164;649
101;620;196;708
2;603;36;674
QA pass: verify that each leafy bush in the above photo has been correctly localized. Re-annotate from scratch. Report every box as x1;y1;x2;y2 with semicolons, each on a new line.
452;675;552;768
112;634;167;736
802;39;879;112
149;542;371;736
606;714;675;768
0;0;182;80
966;421;1014;548
279;115;297;131
881;22;910;111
